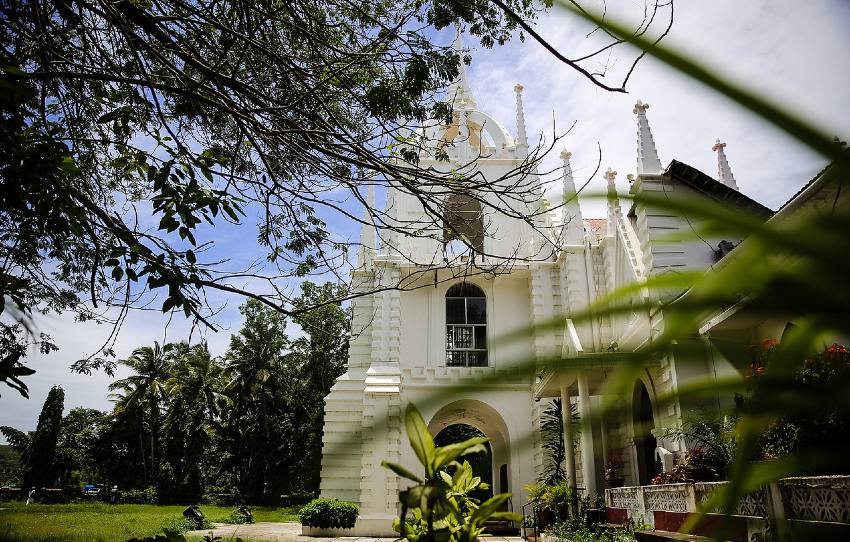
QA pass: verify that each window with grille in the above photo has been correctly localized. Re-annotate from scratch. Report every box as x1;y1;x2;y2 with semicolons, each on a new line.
445;283;487;367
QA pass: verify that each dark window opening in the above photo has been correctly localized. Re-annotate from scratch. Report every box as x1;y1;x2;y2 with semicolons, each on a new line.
446;283;487;367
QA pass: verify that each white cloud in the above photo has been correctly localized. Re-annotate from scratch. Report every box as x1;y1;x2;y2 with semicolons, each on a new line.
465;0;850;216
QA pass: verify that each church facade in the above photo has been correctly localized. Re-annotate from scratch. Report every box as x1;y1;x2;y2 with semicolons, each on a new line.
311;42;816;536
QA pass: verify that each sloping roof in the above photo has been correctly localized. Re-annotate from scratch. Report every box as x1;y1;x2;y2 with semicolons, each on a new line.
665;160;774;218
776;159;841;212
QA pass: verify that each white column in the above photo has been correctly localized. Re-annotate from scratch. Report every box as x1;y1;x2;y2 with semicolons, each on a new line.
577;372;598;496
598;397;609;464
560;385;577;489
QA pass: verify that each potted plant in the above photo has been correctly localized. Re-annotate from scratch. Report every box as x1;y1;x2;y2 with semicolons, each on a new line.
682;447;717;482
525;482;555;529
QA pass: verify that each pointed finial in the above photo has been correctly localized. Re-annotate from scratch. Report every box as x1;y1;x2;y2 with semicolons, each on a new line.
449;26;476;109
712;138;739;191
514;83;528;155
561;150;575;201
605;168;620;237
560;150;583;244
633;100;663;175
633;100;649;114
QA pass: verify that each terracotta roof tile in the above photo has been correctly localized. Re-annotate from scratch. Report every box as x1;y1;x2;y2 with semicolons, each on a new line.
583;218;607;232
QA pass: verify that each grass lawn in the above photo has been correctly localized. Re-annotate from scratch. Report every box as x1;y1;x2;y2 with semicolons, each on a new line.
0;501;300;542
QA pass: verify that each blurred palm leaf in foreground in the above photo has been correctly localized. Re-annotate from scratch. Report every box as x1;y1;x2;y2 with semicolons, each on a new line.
546;0;850;530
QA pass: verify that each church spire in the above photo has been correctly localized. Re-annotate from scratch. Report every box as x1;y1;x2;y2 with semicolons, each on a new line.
633;100;663;175
514;83;528;156
605;167;620;238
560;150;584;245
712;138;739;191
449;26;476;110
356;183;376;268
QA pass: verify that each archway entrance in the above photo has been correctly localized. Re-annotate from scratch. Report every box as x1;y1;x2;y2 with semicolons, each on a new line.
434;424;493;502
633;381;658;485
427;399;511;500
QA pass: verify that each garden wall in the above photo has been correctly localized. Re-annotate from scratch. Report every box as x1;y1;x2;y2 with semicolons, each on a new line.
605;476;850;539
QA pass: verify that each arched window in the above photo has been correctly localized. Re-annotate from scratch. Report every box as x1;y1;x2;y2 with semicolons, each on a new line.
444;192;484;255
445;283;487;367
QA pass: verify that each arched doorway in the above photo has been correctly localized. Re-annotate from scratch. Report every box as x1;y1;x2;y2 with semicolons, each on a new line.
633;381;658;485
434;424;493;502
427;399;511;502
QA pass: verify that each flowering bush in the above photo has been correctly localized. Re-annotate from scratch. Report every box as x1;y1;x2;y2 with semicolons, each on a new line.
650;447;718;485
742;340;850;470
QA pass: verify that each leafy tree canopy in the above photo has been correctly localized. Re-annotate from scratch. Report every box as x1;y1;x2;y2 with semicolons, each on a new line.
0;0;672;396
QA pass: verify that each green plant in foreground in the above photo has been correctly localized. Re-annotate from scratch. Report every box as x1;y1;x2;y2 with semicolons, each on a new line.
382;403;521;542
299;498;358;529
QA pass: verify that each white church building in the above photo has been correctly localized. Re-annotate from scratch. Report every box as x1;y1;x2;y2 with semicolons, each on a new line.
312;38;840;536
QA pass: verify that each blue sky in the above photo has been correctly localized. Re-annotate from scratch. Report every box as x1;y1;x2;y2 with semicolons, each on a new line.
2;0;849;434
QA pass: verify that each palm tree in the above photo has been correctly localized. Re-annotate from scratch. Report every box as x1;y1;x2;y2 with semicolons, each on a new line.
109;342;173;482
160;342;227;500
222;299;289;500
167;342;227;424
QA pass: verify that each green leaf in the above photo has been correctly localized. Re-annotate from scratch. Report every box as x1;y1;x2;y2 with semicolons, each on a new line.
471;493;511;524
162;296;178;313
489;511;522;522
381;460;422;482
404;403;436;476
432;437;488;471
96;106;131;124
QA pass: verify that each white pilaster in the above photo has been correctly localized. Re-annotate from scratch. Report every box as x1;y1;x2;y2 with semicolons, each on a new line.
356;183;376;269
379;187;402;262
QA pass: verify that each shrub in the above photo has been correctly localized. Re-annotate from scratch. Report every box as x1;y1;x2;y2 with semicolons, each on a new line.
742;341;850;471
159;513;212;534
121;486;157;504
549;517;644;542
216;507;254;525
299;498;359;529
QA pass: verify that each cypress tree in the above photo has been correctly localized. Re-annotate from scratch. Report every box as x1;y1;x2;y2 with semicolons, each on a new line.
23;385;65;489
